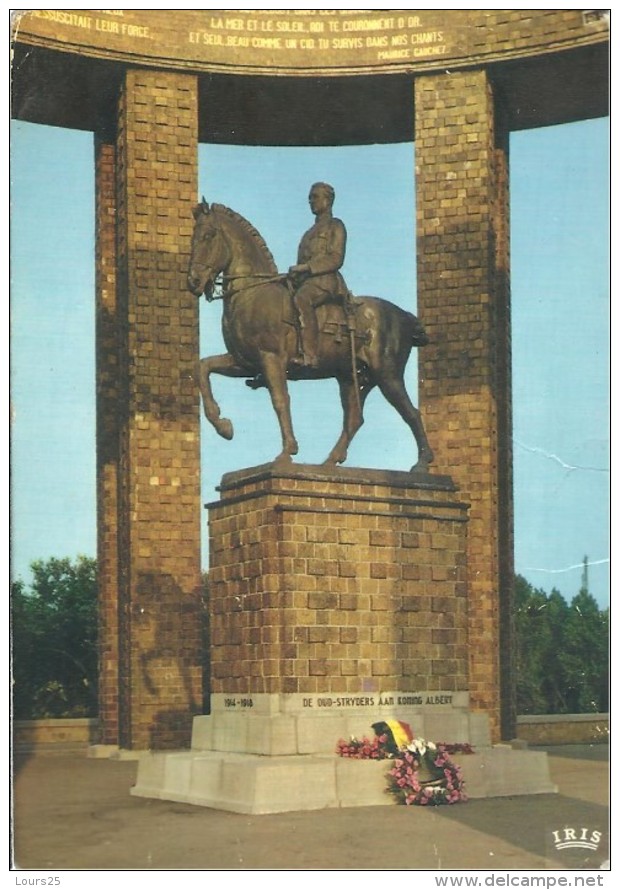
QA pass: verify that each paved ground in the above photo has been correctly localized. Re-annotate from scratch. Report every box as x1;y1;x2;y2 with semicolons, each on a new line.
12;745;609;871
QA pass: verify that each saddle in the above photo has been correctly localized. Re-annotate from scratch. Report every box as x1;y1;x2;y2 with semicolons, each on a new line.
282;287;366;346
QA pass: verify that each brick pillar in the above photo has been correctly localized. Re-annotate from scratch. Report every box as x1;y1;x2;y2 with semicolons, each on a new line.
113;70;202;750
95;134;120;746
493;127;516;741
415;70;514;740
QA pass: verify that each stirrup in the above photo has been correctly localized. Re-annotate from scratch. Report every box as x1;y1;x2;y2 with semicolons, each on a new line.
292;353;317;369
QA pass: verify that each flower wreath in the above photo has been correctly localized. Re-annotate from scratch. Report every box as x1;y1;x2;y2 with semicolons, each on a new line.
336;719;470;806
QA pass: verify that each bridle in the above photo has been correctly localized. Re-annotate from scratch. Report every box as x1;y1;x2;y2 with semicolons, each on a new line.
191;207;290;301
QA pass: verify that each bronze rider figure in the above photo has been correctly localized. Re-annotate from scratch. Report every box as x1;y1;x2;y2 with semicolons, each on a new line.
288;182;349;368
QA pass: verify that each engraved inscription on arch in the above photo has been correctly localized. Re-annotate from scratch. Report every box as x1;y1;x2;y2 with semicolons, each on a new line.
16;9;607;76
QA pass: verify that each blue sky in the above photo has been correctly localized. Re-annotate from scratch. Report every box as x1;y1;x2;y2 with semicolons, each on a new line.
10;115;610;606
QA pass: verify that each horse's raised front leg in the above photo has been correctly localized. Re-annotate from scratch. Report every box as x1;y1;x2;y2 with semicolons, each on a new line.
376;367;434;472
199;353;248;440
323;378;373;467
259;352;299;463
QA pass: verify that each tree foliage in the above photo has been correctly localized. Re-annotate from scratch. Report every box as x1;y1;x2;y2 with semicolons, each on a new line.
11;556;98;719
515;574;609;715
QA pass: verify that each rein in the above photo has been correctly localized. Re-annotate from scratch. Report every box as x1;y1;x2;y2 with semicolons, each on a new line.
205;272;289;302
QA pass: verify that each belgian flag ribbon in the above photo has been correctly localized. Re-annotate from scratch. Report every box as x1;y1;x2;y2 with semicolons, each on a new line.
385;719;414;749
372;719;414;752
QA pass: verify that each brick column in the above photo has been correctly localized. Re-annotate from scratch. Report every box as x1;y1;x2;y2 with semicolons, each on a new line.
415;70;514;740
95;134;121;746
113;70;202;750
493;127;516;741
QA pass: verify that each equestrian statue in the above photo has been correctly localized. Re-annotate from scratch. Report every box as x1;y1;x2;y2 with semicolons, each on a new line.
186;183;434;472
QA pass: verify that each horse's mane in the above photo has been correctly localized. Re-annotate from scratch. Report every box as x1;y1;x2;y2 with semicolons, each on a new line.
212;204;277;272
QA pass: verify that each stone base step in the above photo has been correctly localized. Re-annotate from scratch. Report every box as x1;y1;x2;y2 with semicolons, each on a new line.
190;706;491;756
453;745;558;799
131;746;558;815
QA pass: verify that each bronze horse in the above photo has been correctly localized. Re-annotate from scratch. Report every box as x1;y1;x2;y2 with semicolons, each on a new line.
187;200;434;472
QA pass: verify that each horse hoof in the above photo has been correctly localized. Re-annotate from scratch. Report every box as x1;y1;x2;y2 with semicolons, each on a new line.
323;454;345;467
273;452;293;467
217;418;234;440
411;452;433;474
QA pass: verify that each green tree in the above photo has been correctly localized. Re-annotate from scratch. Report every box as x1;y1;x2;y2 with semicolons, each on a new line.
561;589;609;713
539;589;571;713
514;573;609;715
11;556;98;718
515;574;552;714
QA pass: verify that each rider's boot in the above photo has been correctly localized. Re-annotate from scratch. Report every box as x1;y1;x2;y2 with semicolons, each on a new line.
293;304;319;368
303;312;320;368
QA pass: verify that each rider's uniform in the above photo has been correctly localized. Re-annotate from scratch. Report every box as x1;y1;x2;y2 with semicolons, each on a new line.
294;214;348;303
292;214;349;363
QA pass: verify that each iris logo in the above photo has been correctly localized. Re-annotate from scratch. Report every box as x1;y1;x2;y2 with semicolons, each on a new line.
551;827;603;852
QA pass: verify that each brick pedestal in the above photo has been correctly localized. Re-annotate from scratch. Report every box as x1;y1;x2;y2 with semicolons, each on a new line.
208;463;469;700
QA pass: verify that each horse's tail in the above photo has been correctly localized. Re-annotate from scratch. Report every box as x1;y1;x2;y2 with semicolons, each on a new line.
408;311;430;347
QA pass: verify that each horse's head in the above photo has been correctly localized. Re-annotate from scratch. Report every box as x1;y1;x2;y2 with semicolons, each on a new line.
187;199;229;298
